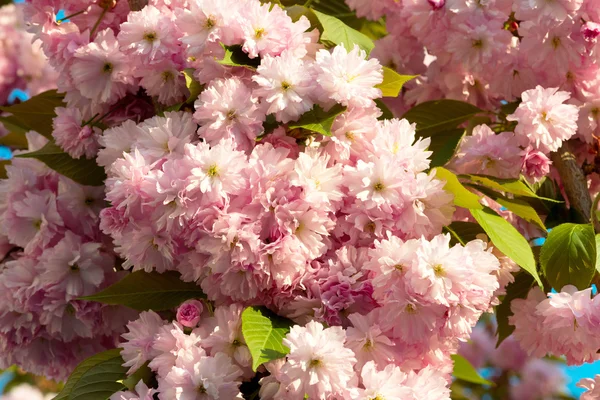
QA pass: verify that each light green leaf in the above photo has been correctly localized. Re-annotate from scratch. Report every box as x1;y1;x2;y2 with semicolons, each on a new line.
375;67;416;98
451;354;493;386
495;196;546;231
462;174;559;201
82;270;205;311
53;349;126;400
540;223;597;291
434;167;482;210
288;104;346;137
241;306;293;371
427;129;464;168
183;68;202;104
596;234;600;274
17;141;106;186
217;44;261;69
471;207;542;287
0;90;64;138
312;10;374;55
402;99;482;137
495;273;534;347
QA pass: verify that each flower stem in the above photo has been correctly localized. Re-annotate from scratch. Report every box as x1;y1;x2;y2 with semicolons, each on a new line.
90;8;108;38
57;9;86;22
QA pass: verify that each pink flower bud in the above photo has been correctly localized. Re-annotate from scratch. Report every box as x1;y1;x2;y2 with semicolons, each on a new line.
582;21;600;42
521;147;551;181
427;0;445;10
176;300;203;328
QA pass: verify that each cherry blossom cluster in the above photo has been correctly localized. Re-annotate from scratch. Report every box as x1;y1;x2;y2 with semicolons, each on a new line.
579;375;600;399
0;383;54;400
0;4;56;107
510;285;600;365
115;306;452;399
459;325;569;399
0;132;134;381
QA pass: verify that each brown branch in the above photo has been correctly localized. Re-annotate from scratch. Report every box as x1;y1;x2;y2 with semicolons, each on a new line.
127;0;149;11
551;141;592;222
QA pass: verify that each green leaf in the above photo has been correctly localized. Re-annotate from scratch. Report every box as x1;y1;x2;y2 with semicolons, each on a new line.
427;129;464;168
288;104;346;137
0;160;9;179
122;362;153;392
374;99;394;120
540;223;597;291
217;44;261;69
451;354;493;386
375;67;416;97
462;174;558;200
17;142;106;186
495;196;546;231
443;221;485;246
471;207;542;287
402;99;482;137
53;349;126;400
312;10;375;55
81;270;205;311
0;115;30;135
596;234;600;275
434;167;482;210
0;131;28;148
183;68;202;104
0;90;64;138
241;306;293;371
495;273;534;347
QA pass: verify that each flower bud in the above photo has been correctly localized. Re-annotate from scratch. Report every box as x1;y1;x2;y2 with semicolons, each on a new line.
176;300;203;328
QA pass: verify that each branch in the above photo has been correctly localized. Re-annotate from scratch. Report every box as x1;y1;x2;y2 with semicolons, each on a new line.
551;141;592;222
128;0;148;11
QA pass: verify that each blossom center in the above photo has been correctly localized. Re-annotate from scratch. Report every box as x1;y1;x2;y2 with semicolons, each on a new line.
363;339;373;349
197;384;207;394
227;110;237;120
143;31;157;42
70;264;80;272
345;131;356;142
394;264;404;272
281;81;292;91
102;62;114;74
205;16;216;29
206;164;219;178
373;182;385;192
433;264;445;277
551;36;561;49
33;219;42;230
370;396;385;400
255;28;265;39
162;71;174;82
472;39;483;48
405;304;417;314
309;358;322;368
84;197;95;206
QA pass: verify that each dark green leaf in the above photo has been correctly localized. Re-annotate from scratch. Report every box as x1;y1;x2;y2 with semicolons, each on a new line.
443;221;485;246
0;115;30;135
402;99;482;137
471;207;542;287
82;270;205;311
495;273;535;346
375;99;394;120
427;129;464;168
0;90;64;138
217;44;261;69
0;131;28;148
376;67;416;98
17;142;106;186
183;68;202;104
0;160;9;179
53;349;126;400
451;354;493;385
540;223;597;291
122;362;153;391
434;167;483;210
312;10;375;55
241;306;293;371
288;104;346;136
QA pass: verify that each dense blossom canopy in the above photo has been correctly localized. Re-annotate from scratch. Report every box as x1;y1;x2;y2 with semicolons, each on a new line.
0;0;598;399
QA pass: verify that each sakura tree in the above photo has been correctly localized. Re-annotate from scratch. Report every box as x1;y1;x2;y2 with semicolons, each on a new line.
0;0;598;399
